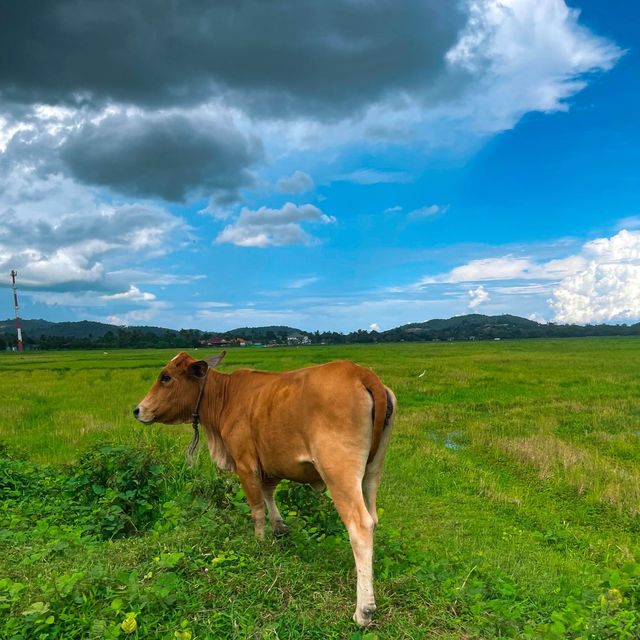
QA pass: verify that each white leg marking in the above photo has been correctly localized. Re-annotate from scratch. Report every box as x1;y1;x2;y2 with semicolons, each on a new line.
348;513;376;626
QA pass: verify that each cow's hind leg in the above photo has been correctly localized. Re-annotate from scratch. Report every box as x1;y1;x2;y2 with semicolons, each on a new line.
261;478;289;537
320;464;377;626
362;389;396;525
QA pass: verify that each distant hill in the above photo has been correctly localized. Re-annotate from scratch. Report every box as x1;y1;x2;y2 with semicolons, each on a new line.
224;325;305;338
380;313;639;342
0;318;178;339
0;314;638;350
398;313;539;332
389;314;541;337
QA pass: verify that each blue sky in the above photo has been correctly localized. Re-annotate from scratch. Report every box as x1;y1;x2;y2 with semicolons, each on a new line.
1;0;638;332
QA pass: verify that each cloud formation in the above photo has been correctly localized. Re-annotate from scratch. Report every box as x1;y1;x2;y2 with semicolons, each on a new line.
407;229;640;324
550;230;640;323
102;285;156;302
0;0;622;210
421;254;586;284
60;111;263;203
0;176;185;295
0;0;464;116
287;276;320;289
216;203;335;248
444;0;623;133
468;285;489;309
408;204;448;220
276;171;314;194
336;169;413;185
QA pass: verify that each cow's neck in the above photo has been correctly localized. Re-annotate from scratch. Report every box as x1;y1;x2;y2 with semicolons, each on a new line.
198;369;229;433
197;370;237;473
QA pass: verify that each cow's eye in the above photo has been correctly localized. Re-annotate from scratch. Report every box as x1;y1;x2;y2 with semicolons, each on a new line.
160;373;171;383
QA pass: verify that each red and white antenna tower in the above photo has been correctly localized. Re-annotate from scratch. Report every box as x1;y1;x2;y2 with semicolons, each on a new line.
10;270;23;352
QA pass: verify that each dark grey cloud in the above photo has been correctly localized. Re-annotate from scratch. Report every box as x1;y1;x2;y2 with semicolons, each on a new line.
0;0;465;118
59;112;264;202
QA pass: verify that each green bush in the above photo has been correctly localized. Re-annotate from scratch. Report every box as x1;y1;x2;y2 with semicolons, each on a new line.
66;445;168;539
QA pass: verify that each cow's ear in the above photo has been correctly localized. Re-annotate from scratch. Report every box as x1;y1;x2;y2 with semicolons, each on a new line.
188;360;208;379
205;351;226;369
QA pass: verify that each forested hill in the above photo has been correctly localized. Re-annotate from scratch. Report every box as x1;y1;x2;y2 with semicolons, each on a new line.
225;326;304;338
0;318;177;339
399;313;539;332
381;313;586;341
0;314;638;350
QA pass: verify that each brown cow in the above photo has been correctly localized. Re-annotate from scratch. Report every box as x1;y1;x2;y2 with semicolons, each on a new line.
134;351;396;626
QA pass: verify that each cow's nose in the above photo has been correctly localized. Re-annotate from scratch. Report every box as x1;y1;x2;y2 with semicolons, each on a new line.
133;407;140;419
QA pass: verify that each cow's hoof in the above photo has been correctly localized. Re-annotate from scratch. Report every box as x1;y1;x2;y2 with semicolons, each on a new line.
273;521;290;537
353;605;376;627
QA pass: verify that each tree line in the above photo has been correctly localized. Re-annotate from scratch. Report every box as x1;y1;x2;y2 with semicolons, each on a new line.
1;318;639;351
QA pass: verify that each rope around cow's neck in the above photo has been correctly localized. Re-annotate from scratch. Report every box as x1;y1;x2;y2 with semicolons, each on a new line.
185;368;209;466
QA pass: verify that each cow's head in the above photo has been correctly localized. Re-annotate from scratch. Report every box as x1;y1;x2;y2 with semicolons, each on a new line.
133;351;226;425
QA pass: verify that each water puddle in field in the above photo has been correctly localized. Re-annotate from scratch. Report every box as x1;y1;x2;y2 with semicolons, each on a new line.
427;429;468;451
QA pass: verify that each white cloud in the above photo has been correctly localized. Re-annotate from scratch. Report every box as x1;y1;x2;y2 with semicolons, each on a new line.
103;269;192;287
195;301;232;309
335;169;413;185
369;323;381;332
384;205;403;213
493;283;555;295
288;276;319;289
615;216;640;231
468;284;490;309
550;230;640;323
215;202;335;248
423;256;531;284
408;204;447;219
26;291;109;308
106;301;171;327
0;169;186;309
276;170;314;194
12;246;107;287
403;229;640;325
442;0;623;134
102;285;155;302
422;253;586;284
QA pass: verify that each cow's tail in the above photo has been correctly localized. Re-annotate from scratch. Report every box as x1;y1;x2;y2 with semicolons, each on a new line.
362;370;395;463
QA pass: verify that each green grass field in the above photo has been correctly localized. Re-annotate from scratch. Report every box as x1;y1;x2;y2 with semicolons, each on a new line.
2;338;640;639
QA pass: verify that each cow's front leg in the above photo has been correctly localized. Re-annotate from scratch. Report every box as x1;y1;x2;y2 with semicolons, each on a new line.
261;478;289;537
236;466;266;539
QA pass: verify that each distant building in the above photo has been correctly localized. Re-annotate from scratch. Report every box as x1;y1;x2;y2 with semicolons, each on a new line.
287;332;311;345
